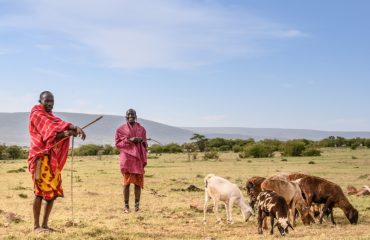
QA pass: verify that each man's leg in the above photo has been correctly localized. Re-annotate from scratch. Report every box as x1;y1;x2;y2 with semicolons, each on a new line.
41;199;54;229
124;184;130;212
134;184;141;211
33;196;43;230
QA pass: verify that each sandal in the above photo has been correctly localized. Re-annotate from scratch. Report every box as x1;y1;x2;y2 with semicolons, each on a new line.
34;227;49;233
124;203;130;213
134;202;140;212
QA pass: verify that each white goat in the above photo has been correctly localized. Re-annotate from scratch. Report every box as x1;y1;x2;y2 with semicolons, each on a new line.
203;174;254;224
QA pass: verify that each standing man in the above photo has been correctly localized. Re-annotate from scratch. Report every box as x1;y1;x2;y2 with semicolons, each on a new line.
28;91;86;232
115;109;147;213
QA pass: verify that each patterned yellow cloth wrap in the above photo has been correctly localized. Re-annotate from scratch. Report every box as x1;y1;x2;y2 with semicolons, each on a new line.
33;155;64;200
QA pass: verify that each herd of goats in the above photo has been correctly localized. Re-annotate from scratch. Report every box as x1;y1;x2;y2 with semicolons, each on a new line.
202;173;359;236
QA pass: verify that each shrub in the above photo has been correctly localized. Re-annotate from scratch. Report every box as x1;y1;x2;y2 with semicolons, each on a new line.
302;148;321;156
243;143;271;158
76;144;103;156
219;145;231;152
5;145;24;159
350;143;360;150
149;144;163;154
282;140;306;156
232;145;243;153
164;143;183;153
203;151;219;160
365;139;370;148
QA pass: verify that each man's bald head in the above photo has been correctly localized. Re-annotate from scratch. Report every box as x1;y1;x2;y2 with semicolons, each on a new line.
39;91;54;112
126;108;137;124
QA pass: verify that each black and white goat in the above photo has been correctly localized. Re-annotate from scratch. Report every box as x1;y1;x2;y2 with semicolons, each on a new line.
256;191;294;236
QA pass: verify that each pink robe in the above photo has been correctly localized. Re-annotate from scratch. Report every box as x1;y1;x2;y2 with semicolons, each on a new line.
115;122;147;175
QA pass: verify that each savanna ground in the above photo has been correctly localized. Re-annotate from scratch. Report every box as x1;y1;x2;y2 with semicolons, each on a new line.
0;148;369;240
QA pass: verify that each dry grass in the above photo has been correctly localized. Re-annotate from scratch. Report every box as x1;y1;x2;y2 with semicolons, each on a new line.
0;148;369;239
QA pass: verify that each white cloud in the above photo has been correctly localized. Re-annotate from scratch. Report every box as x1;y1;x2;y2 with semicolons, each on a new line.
0;0;307;69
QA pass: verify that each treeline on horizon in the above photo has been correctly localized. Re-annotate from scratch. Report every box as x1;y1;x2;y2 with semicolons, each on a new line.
1;135;370;161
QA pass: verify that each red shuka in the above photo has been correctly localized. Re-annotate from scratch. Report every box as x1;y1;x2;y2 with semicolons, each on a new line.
28;105;71;174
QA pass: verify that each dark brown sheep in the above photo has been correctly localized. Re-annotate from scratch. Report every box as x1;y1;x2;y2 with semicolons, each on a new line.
297;176;359;225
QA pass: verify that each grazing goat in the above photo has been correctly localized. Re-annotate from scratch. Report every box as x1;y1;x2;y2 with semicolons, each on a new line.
261;178;314;226
256;191;294;236
287;172;310;181
287;173;325;220
297;176;359;224
203;174;253;224
246;176;266;208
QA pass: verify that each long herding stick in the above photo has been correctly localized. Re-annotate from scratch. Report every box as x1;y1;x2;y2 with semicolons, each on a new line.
68;116;103;226
48;116;103;151
147;138;162;145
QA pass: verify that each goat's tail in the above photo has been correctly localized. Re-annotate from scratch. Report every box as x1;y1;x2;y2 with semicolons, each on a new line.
204;174;215;188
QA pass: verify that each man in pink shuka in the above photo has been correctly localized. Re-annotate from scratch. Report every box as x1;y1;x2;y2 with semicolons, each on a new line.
115;109;148;213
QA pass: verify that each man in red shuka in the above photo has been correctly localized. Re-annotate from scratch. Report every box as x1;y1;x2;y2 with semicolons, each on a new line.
115;109;148;213
28;91;86;232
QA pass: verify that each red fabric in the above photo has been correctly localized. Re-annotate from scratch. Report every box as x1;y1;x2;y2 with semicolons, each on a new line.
123;173;144;188
28;105;71;174
115;122;147;175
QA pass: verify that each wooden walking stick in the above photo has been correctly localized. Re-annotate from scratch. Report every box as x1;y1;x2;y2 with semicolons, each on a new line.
49;116;103;151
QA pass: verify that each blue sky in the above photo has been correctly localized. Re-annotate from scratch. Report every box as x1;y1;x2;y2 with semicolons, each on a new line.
0;0;369;131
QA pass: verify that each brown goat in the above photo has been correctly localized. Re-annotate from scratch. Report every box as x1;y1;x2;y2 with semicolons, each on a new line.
287;173;324;220
261;178;314;226
287;172;311;181
297;176;359;225
246;176;266;208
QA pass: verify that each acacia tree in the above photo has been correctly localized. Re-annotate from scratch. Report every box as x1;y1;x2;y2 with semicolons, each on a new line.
190;133;208;152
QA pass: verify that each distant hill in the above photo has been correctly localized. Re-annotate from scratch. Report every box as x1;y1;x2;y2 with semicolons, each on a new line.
1;112;370;146
0;112;194;146
184;127;370;141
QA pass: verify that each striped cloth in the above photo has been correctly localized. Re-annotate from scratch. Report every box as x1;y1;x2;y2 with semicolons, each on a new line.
28;104;71;174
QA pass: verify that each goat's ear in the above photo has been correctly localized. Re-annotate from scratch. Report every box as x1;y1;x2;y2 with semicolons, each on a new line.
288;222;294;230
